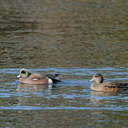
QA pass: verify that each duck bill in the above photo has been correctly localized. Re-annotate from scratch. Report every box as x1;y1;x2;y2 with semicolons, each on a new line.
90;78;94;82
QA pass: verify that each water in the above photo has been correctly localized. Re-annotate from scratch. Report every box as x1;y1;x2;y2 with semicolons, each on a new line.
0;0;128;127
0;68;128;127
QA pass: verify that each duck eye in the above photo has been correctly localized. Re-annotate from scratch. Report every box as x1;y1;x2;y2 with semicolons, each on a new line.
21;71;26;74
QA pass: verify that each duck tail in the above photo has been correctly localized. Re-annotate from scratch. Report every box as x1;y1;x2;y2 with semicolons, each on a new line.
46;74;61;83
51;78;61;83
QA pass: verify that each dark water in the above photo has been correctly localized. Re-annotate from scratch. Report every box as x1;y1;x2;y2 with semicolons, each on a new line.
0;0;128;128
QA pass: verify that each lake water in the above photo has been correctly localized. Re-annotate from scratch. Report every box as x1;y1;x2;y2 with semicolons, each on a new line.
0;0;128;128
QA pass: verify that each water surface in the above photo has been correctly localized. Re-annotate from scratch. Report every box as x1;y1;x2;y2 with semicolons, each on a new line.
0;0;128;128
0;68;128;127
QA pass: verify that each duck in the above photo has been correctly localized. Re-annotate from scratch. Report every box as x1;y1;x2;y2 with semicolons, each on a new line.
17;68;61;85
90;73;128;92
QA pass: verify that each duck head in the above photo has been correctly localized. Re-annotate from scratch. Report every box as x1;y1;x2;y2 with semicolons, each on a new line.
17;68;31;79
90;74;104;84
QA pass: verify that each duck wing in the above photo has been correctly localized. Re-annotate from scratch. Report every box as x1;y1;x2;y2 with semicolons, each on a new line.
115;83;128;89
104;82;128;89
29;73;61;83
29;73;45;80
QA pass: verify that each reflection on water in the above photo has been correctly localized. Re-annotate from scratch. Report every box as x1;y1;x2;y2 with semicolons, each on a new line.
17;83;53;92
0;0;128;127
90;90;118;97
0;68;128;128
17;83;54;92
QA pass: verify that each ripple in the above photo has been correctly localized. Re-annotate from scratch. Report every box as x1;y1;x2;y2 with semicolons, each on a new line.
0;106;127;111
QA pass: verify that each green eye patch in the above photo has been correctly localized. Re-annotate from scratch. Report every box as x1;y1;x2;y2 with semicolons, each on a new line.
21;70;29;77
25;71;29;77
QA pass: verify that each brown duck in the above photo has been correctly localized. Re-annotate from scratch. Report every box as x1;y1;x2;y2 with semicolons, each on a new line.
90;74;128;92
17;68;61;85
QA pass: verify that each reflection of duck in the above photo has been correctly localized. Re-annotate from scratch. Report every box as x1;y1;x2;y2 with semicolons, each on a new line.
17;83;53;93
17;68;61;85
90;90;118;96
90;74;128;92
16;84;57;106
